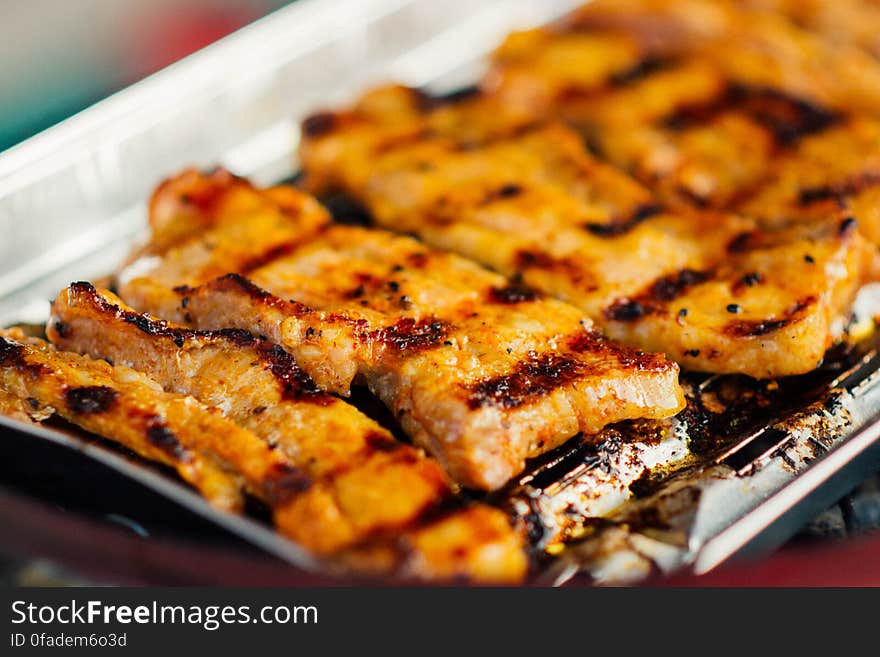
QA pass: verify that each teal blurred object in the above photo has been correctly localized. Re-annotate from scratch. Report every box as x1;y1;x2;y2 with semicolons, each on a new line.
0;0;293;153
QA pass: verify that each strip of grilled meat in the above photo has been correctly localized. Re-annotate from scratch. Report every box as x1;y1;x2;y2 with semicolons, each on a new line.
4;316;527;581
298;85;873;379
49;282;454;555
117;169;684;491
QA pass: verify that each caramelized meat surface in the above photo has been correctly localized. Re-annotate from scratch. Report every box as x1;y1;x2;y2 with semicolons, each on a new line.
117;170;684;490
298;86;873;378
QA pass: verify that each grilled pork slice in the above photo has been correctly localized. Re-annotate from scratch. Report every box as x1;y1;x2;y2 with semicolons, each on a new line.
298;85;873;378
49;282;451;555
48;283;528;581
117;170;684;491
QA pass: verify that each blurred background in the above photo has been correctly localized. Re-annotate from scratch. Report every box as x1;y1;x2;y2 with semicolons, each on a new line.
0;0;295;152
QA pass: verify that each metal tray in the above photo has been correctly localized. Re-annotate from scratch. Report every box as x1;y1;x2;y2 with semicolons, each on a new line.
2;0;879;585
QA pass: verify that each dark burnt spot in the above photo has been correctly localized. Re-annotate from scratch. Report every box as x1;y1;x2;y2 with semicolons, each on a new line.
743;87;840;146
364;431;402;453
482;183;524;205
180;296;189;309
64;386;118;414
53;321;73;339
488;283;539;304
257;343;328;403
798;172;880;206
387;281;400;292
609;57;673;86
685;349;701;357
839;216;858;237
263;462;314;505
26;397;39;410
678;308;688;317
726;304;741;314
497;183;523;198
604;269;708;322
515;250;555;269
368;318;450;354
146;422;191;462
0;338;26;367
467;353;583;409
733;271;764;293
798;185;836;205
584;203;663;237
727;231;758;253
804;254;815;264
348;284;366;299
301;112;339;138
725;297;816;337
647;269;709;302
605;299;648;322
407;252;429;268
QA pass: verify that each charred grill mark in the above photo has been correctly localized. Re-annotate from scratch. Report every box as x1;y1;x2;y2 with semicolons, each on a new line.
367;318;451;354
605;299;649;322
797;172;880;206
567;330;670;371
301;112;339;138
488;283;539;304
72;281;259;348
257;343;328;403
514;250;594;288
724;296;817;337
64;386;119;414
609;56;674;86
727;231;758;254
68;282;332;403
664;85;840;147
146;421;191;462
0;339;49;378
406;252;429;268
467;353;586;410
584;203;663;237
262;462;314;505
364;430;402;453
480;183;524;206
239;242;300;275
192;273;311;315
839;217;858;237
604;269;710;322
647;269;710;302
0;338;26;367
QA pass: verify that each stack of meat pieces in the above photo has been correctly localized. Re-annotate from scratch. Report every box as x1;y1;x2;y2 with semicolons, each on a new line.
3;0;879;583
0;170;685;583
